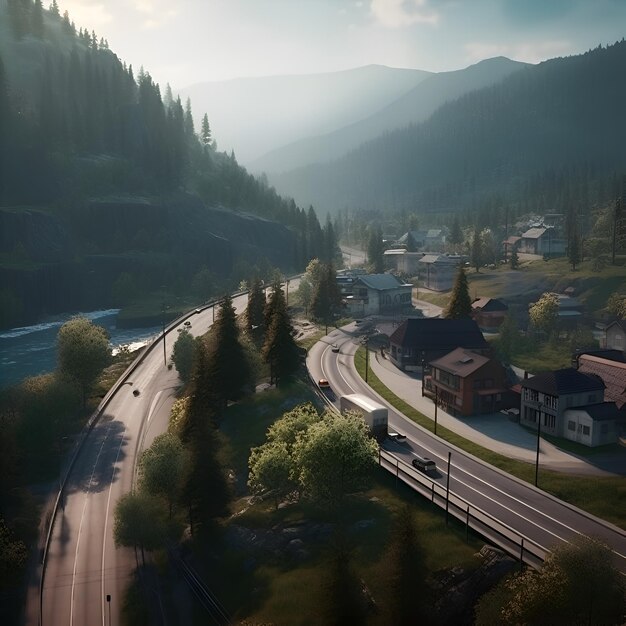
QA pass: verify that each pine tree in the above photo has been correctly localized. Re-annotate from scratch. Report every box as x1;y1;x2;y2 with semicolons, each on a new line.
200;113;211;147
367;226;384;273
246;276;266;336
509;246;519;269
204;294;251;410
449;215;463;251
568;222;581;270
471;227;483;273
444;267;472;319
49;0;60;17
32;0;44;38
311;264;342;330
262;287;300;386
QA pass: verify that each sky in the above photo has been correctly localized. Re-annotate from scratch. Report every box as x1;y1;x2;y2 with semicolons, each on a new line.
56;0;626;89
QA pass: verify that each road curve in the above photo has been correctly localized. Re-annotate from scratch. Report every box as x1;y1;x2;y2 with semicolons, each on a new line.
307;323;626;575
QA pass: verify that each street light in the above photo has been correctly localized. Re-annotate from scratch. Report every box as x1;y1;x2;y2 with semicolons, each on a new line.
534;409;542;487
445;451;452;525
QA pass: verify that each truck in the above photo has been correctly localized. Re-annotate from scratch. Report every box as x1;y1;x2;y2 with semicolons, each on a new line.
339;393;388;439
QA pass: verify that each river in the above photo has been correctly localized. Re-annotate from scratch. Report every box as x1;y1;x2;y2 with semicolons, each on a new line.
0;310;162;390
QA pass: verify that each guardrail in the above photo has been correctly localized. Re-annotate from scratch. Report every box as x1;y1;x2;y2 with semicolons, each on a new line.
378;448;547;570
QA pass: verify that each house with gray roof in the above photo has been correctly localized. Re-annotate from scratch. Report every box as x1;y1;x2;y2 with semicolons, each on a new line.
388;317;490;371
418;254;462;291
520;368;620;446
519;226;565;256
345;273;412;316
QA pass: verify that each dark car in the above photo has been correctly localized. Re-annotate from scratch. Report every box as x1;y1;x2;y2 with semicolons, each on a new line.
412;457;436;474
331;344;340;353
318;378;330;389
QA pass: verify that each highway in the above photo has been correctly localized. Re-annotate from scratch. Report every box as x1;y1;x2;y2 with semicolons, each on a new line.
36;293;251;626
307;322;626;575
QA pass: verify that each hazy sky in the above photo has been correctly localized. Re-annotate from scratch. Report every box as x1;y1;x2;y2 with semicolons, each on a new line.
57;0;626;88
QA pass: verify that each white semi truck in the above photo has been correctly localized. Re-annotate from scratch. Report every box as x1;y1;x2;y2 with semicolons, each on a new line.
339;393;388;439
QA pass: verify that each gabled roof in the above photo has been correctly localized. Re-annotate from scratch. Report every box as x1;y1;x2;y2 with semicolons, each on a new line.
521;227;547;239
606;319;626;333
430;348;490;376
522;368;605;395
565;402;621;421
472;297;508;312
390;318;488;351
355;274;409;291
578;355;626;409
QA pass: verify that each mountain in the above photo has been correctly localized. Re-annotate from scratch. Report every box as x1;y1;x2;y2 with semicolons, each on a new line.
252;57;527;174
178;65;432;163
0;1;324;328
270;42;626;215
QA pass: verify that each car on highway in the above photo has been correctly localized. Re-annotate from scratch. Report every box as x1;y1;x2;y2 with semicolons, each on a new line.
318;378;330;389
331;344;339;352
388;432;406;441
184;320;192;327
412;456;436;475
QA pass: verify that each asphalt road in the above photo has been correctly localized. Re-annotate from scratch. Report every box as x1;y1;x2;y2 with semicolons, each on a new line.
36;292;253;626
307;322;626;574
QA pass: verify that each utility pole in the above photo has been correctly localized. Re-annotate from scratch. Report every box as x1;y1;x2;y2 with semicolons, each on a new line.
365;336;369;383
534;411;542;487
434;386;439;435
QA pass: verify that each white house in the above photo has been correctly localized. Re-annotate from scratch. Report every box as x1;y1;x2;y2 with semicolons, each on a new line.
345;274;413;316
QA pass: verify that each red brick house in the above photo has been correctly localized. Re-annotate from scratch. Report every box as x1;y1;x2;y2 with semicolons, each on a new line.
427;348;510;416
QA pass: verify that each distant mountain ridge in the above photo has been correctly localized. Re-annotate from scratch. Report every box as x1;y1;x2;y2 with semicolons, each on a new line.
252;56;528;174
178;64;432;163
269;41;626;215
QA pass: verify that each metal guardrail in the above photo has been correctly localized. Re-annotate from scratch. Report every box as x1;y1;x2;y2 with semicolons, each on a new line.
378;448;547;570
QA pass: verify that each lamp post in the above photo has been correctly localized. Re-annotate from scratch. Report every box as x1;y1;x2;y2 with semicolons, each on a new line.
534;409;542;487
445;451;452;525
434;385;439;436
160;303;168;366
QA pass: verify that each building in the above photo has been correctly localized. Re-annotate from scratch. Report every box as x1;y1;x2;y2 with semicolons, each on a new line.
428;348;511;416
418;254;462;291
518;227;566;256
396;229;446;252
575;352;626;410
345;273;413;317
383;249;424;275
520;368;620;446
605;320;626;354
471;297;508;330
388;317;490;371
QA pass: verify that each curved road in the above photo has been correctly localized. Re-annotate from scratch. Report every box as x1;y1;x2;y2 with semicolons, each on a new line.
37;292;254;626
307;322;626;575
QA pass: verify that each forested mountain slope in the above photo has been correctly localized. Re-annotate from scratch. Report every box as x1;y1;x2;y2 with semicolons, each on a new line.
253;57;527;174
179;64;432;164
272;41;626;215
0;0;323;327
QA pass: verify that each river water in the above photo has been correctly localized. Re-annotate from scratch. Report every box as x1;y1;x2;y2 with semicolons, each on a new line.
0;310;162;390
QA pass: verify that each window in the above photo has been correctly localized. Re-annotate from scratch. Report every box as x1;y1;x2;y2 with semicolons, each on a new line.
582;425;590;436
544;395;558;410
524;388;539;402
568;420;576;431
544;414;556;429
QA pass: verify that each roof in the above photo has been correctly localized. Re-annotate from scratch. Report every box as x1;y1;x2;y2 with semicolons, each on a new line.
521;227;547;239
430;348;490;377
355;274;410;291
503;236;521;245
565;402;621;421
472;297;508;312
578;355;626;409
390;318;489;351
521;368;605;395
575;349;626;364
419;254;459;265
606;320;626;333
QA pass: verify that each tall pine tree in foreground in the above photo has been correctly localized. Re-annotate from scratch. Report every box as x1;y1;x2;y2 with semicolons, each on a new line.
444;267;472;319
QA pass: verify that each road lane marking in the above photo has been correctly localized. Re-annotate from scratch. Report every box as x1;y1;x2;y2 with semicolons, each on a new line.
101;427;127;626
70;421;114;626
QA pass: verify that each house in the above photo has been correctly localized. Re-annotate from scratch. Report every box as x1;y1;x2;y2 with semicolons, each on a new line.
575;353;626;410
471;298;508;330
605;320;626;354
418;254;462;291
556;293;584;326
502;236;521;258
345;273;413;316
388;317;490;371
383;249;424;274
518;227;566;256
427;348;511;416
395;228;446;252
520;368;620;446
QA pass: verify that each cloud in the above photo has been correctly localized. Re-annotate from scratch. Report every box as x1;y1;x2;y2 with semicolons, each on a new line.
464;39;573;65
132;0;179;29
370;0;439;28
59;1;113;29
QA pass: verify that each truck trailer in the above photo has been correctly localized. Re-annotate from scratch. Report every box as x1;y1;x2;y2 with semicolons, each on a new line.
339;393;388;438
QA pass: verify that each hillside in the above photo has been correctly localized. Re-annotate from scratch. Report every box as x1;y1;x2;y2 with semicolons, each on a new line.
0;1;324;328
271;42;626;215
179;64;432;163
252;57;527;174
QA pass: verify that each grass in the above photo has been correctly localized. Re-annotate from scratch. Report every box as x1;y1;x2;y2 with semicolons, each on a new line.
509;341;573;373
188;381;483;626
355;348;626;530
